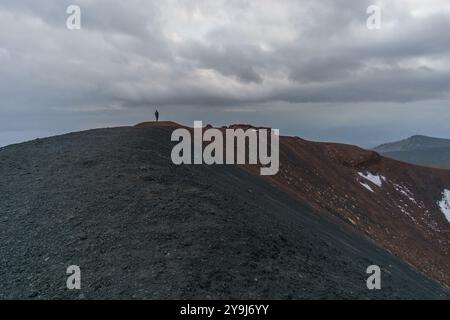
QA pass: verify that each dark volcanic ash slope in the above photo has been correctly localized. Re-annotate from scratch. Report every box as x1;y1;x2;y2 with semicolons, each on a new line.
0;125;448;299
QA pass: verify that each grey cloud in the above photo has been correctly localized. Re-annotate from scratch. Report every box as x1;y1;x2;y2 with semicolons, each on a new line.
1;0;450;146
177;42;266;83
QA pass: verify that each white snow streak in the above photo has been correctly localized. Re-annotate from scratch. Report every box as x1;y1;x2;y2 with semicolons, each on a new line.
358;172;385;187
437;189;450;223
360;182;374;192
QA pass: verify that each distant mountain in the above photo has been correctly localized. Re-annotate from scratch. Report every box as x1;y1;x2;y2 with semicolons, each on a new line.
374;135;450;153
374;135;450;169
381;147;450;169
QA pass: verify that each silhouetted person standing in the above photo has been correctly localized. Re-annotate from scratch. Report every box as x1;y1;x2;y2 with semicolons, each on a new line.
155;109;159;122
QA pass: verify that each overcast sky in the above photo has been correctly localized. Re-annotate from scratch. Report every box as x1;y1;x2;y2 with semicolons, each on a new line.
1;0;450;147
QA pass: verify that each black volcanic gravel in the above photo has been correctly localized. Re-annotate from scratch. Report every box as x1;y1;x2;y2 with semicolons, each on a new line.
0;126;448;299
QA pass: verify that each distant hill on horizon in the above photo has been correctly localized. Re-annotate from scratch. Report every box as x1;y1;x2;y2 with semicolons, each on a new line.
374;135;450;153
374;135;450;169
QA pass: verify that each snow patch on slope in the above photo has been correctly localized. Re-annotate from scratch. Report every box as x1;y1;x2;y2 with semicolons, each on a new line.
437;189;450;223
358;172;385;187
360;182;374;192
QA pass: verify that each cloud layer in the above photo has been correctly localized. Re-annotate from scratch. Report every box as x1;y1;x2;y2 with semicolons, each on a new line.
1;0;450;146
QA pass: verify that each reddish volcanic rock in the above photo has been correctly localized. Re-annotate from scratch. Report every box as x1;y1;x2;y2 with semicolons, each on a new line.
243;135;450;287
135;121;449;286
135;121;185;129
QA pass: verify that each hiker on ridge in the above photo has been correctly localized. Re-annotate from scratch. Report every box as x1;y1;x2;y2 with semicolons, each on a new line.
155;109;159;122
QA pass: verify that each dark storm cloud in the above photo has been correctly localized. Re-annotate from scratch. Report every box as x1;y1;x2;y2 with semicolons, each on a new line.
1;0;450;146
178;42;265;83
1;0;450;108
